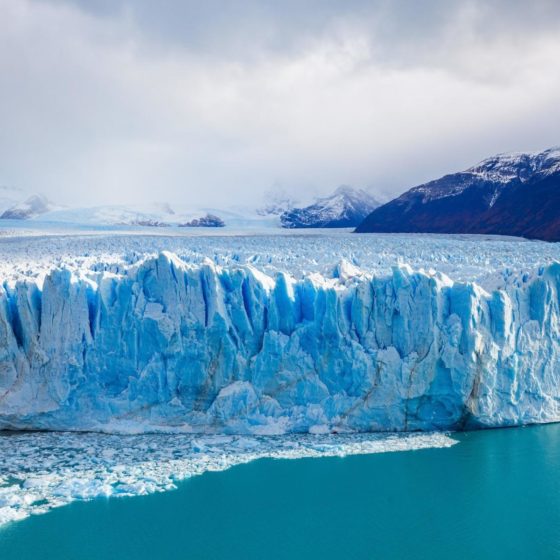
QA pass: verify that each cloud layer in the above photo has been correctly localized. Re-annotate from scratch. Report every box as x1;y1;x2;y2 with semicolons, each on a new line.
1;0;560;207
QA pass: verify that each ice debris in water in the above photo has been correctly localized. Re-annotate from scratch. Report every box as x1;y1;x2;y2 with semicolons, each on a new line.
0;431;457;526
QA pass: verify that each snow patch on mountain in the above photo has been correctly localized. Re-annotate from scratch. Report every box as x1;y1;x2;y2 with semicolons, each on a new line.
411;147;560;204
469;146;560;183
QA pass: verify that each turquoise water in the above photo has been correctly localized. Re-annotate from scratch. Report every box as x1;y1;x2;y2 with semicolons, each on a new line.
2;425;560;559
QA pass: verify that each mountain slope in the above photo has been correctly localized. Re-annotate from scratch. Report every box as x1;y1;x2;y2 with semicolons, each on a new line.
281;186;380;228
0;194;56;219
356;147;560;240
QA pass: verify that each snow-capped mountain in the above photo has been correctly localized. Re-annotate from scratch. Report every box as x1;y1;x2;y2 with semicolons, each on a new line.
281;186;381;228
0;194;57;220
356;147;560;240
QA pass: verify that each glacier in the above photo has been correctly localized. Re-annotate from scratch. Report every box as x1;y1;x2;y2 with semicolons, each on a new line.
1;232;560;433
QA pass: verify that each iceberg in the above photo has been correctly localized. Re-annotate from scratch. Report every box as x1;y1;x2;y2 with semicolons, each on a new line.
1;243;560;433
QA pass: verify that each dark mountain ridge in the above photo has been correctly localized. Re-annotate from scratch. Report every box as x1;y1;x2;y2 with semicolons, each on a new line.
356;147;560;241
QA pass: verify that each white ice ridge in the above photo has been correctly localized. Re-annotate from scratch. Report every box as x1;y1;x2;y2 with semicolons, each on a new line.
0;431;457;526
1;244;560;433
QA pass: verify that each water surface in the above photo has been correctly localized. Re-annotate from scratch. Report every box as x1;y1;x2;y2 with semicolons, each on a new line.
1;425;560;559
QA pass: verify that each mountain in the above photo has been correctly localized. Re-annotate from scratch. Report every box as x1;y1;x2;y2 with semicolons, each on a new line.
280;186;381;228
356;147;560;240
0;194;56;220
179;213;225;227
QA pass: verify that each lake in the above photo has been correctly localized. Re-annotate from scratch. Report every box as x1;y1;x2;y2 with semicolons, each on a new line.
1;425;560;559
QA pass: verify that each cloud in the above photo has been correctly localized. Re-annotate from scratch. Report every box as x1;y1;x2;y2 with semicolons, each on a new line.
1;0;560;207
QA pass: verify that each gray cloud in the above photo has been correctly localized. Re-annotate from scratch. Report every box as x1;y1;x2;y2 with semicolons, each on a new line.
1;0;560;207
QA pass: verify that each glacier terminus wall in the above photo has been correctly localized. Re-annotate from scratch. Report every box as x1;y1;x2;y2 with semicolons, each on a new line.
1;248;560;434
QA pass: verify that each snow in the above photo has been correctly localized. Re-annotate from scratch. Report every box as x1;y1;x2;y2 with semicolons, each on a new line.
1;229;560;435
0;431;457;526
411;146;560;203
469;146;560;183
0;229;554;289
37;203;279;229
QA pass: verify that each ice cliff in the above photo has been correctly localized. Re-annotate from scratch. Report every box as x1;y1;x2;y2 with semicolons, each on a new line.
1;251;559;433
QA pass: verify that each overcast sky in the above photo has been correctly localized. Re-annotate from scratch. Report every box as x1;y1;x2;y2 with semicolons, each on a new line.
2;0;560;207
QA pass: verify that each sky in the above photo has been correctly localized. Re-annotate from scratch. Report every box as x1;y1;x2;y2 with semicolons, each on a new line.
1;0;560;208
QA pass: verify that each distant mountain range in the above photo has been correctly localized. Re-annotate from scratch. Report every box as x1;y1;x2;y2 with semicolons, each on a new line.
280;186;380;228
0;186;381;229
0;199;231;228
356;147;560;241
6;147;560;240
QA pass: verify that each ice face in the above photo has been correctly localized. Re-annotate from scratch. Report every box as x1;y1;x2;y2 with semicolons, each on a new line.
1;233;560;433
0;431;457;526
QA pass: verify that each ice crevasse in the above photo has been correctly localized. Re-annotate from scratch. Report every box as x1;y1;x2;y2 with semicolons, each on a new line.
0;251;559;433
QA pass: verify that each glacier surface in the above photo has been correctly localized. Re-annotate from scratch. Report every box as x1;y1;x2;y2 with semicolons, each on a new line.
1;232;560;433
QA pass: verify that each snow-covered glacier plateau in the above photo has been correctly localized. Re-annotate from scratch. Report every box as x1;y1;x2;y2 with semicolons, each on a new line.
1;231;560;433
